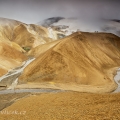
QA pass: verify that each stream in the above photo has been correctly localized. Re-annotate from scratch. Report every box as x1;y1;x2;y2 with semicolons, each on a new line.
113;68;120;93
0;58;35;91
0;58;64;94
0;88;63;94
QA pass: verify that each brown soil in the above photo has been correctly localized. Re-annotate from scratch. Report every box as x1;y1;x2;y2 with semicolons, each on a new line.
0;92;120;120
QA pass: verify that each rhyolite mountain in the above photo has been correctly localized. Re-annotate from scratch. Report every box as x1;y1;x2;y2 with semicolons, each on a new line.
0;17;58;76
19;32;120;93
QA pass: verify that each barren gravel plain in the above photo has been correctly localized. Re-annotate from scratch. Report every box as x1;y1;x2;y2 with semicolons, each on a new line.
0;91;120;120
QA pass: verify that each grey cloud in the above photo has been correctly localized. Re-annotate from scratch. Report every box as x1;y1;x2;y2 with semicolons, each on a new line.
0;0;120;23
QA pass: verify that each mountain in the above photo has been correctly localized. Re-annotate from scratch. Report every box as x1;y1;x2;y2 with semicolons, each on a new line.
11;23;58;50
18;32;120;93
0;18;26;76
0;40;27;76
0;17;22;42
0;17;58;52
39;17;120;36
27;39;61;58
0;17;60;76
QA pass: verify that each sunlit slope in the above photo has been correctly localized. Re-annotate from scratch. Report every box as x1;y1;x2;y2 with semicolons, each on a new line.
27;39;61;57
0;17;58;52
0;18;28;76
0;68;7;77
19;32;120;93
0;17;59;76
12;24;57;49
0;41;27;61
0;17;21;42
0;18;26;52
0;41;27;76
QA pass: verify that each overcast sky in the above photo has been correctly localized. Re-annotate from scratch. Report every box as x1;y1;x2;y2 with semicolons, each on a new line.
0;0;120;24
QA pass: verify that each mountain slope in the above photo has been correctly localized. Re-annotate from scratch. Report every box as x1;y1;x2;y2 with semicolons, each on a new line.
12;24;58;50
0;17;22;42
0;40;27;76
0;18;28;76
18;32;120;93
0;17;58;76
0;17;58;52
27;39;61;57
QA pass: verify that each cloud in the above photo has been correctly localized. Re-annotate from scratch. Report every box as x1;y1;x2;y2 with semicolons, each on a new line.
0;0;120;23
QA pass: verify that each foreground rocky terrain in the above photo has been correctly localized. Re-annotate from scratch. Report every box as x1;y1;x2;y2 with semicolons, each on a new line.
0;91;120;120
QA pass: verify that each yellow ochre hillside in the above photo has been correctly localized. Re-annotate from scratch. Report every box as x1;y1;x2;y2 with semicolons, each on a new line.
18;32;120;93
0;17;58;52
12;24;58;50
0;17;59;76
0;40;27;76
0;17;22;42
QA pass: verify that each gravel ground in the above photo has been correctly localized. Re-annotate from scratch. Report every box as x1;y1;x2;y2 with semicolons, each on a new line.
0;91;120;120
0;93;30;111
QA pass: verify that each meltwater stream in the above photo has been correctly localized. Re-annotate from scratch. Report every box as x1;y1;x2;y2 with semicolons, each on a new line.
0;58;35;89
0;58;35;82
0;58;64;94
0;89;63;94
